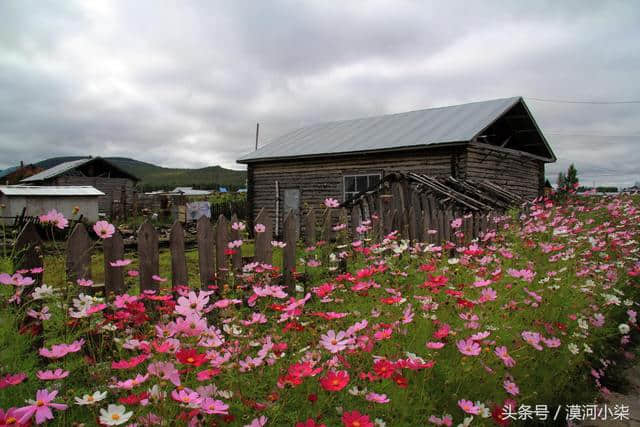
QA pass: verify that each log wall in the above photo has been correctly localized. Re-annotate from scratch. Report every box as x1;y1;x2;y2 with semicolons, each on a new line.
53;176;136;216
465;143;544;201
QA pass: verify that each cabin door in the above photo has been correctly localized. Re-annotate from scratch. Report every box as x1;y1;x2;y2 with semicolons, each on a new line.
283;188;300;240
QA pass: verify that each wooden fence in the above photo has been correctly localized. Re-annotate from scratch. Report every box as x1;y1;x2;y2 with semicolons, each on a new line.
12;198;502;296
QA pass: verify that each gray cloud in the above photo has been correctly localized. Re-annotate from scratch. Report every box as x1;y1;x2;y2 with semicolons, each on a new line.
1;0;639;187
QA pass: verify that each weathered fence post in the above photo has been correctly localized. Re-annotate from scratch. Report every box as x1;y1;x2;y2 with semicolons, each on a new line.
350;205;362;240
15;222;43;292
304;209;316;247
66;223;92;284
138;220;159;292
282;211;296;293
408;206;417;243
215;215;229;284
103;229;125;295
169;221;188;288
253;208;273;265
321;208;333;242
230;214;243;272
197;216;215;291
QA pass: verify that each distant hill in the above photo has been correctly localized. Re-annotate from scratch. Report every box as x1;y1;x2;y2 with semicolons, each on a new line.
35;156;247;191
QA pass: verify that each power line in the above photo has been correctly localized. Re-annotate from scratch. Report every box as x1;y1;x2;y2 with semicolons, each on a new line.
526;97;640;105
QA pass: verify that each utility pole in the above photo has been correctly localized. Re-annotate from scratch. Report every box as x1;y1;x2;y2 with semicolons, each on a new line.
255;123;259;151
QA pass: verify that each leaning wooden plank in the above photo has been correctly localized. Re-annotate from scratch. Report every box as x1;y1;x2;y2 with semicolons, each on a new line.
104;229;125;295
15;222;43;294
254;208;273;264
66;223;92;284
304;208;316;247
138;221;159;292
321;208;333;242
197;216;215;291
169;221;188;288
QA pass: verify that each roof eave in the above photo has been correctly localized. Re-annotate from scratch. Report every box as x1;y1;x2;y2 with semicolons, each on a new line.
236;141;469;164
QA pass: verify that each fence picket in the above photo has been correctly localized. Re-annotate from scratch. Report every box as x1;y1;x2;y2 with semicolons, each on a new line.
350;205;361;239
15;222;43;292
254;208;273;264
169;221;188;288
283;210;296;293
103;229;125;295
321;208;333;242
304;209;316;247
138;221;159;291
197;216;215;291
66;223;92;284
216;215;229;283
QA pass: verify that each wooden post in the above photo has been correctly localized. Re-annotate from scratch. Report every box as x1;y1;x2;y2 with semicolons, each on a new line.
321;208;333;242
215;215;229;283
103;229;125;295
169;221;188;288
66;223;92;284
253;208;273;264
304;209;316;247
230;214;243;272
138;220;159;292
282;211;296;293
350;205;361;240
197;216;215;290
14;222;43;293
408;206;417;243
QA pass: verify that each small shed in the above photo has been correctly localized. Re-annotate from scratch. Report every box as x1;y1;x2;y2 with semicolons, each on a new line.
0;186;104;225
0;162;43;185
21;157;139;216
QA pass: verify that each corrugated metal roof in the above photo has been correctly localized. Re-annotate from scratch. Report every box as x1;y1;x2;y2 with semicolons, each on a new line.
0;185;105;196
0;166;19;180
238;97;522;163
21;158;93;182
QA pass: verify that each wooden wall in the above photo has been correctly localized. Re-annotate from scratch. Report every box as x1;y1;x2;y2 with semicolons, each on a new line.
53;176;136;216
465;142;544;201
248;146;465;235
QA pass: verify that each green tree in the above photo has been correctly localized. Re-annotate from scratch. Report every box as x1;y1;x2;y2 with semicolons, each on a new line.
557;172;566;189
566;164;579;188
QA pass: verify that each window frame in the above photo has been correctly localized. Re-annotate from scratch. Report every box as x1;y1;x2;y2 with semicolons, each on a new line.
343;173;382;201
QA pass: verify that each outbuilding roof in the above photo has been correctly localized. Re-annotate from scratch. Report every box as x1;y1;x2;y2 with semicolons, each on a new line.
22;157;139;182
0;185;105;196
238;97;555;163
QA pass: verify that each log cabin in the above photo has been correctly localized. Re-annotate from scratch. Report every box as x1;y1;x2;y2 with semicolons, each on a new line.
237;97;556;235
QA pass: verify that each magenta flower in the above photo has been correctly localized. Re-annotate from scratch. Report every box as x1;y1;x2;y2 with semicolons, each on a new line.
76;278;94;287
36;369;69;381
365;392;390;403
200;397;229;415
457;399;480;415
0;372;27;389
152;274;167;282
39;209;68;229
521;331;544;350
254;223;266;233
0;273;35;286
171;389;201;406
93;220;115;238
147;362;181;386
319;330;352;353
504;379;520;396
109;259;132;267
39;339;85;359
494;346;516;367
456;338;481;356
426;341;445;349
15;389;67;425
324;198;339;208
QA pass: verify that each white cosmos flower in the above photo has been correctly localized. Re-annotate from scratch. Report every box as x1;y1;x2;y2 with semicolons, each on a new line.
619;323;631;334
99;404;133;425
75;390;107;405
568;343;579;355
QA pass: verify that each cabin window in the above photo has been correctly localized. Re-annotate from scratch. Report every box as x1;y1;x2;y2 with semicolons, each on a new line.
343;174;381;201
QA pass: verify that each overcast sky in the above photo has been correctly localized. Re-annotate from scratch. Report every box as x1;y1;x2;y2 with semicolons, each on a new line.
1;1;639;187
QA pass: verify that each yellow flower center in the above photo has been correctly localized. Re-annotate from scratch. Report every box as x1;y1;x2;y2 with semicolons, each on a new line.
112;414;120;420
332;379;340;385
187;357;195;363
87;396;94;401
36;400;45;407
353;422;361;427
6;417;17;424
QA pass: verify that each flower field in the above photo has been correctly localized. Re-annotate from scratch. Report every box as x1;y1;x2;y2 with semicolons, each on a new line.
1;194;639;426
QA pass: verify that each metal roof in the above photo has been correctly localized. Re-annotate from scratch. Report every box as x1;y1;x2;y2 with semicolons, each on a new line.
238;97;529;163
0;185;105;197
0;166;19;180
172;187;212;196
21;157;139;182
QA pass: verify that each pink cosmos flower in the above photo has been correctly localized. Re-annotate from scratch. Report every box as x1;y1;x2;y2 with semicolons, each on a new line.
456;338;481;356
374;328;393;341
39;209;69;229
324;198;339;208
0;273;35;286
494;346;516;367
319;330;352;353
470;331;490;341
109;259;132;267
504;379;520;396
521;331;544;350
171;389;201;406
15;389;67;425
127;270;139;277
365;392;390;403
228;240;243;248
36;369;69;381
428;415;453;426
450;218;462;229
542;337;561;348
254;223;266;233
152;274;167;282
39;339;85;359
458;399;480;415
426;342;445;349
245;416;268;427
200;397;229;415
27;306;51;321
231;221;246;231
175;291;211;316
113;373;149;390
76;278;93;287
0;372;27;389
93;220;115;238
